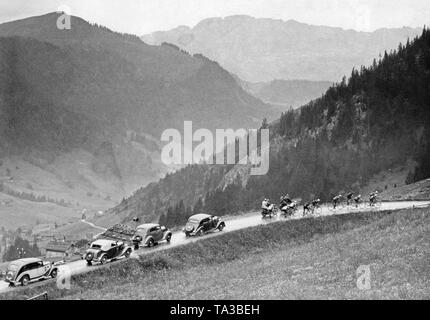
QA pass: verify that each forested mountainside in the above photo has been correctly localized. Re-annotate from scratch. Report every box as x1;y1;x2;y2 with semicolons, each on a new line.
108;28;430;228
108;165;234;224
0;12;276;226
142;15;421;82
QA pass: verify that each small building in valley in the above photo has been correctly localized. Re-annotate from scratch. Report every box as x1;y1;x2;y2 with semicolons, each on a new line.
44;240;75;259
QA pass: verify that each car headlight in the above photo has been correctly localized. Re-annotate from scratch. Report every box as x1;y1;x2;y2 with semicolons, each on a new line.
133;235;142;242
185;225;194;232
6;271;15;280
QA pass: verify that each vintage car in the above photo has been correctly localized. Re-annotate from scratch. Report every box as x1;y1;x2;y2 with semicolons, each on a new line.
84;239;132;266
183;213;225;237
4;258;58;287
131;223;172;248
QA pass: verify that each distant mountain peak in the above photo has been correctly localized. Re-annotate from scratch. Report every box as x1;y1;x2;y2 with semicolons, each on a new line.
142;16;422;82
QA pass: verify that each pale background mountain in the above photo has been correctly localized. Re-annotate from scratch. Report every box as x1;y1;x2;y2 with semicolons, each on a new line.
142;15;422;82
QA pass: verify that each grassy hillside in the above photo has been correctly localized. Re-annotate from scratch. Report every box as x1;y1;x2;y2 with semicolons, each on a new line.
0;192;78;229
358;164;430;201
3;207;429;299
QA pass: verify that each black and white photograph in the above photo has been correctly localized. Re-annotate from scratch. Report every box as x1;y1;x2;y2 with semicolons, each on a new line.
0;0;429;307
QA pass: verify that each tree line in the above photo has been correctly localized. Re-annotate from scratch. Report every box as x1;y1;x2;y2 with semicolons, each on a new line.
2;237;41;262
0;182;71;207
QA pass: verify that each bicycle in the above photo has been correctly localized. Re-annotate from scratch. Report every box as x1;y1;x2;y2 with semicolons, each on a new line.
302;203;313;217
280;202;298;218
369;197;381;208
311;203;322;215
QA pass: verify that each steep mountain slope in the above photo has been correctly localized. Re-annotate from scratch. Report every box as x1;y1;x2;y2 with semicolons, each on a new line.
142;15;422;82
108;28;430;227
0;12;276;229
105;165;232;224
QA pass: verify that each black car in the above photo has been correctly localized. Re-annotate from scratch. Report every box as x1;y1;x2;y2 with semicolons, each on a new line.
183;213;225;237
84;239;132;266
131;223;172;248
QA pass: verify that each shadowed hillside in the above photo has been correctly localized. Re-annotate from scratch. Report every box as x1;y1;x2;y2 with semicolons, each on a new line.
0;13;276;136
0;12;277;229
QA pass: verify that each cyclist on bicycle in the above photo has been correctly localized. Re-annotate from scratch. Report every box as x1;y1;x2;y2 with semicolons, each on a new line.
311;198;321;213
303;202;312;215
280;194;292;206
369;191;378;206
346;192;353;205
332;194;342;209
354;194;362;207
262;198;275;216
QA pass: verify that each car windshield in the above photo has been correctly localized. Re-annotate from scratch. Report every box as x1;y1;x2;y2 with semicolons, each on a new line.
137;227;150;234
187;219;200;226
7;263;20;272
91;244;102;249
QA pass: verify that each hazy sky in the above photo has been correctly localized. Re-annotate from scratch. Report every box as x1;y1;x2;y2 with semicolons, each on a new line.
0;0;429;35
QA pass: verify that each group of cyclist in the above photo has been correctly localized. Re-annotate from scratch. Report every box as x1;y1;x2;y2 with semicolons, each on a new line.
261;190;380;218
303;198;321;215
332;191;379;209
261;194;321;218
261;194;297;218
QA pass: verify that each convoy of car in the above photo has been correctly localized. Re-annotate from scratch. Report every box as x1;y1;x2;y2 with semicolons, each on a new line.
4;257;59;286
2;213;225;287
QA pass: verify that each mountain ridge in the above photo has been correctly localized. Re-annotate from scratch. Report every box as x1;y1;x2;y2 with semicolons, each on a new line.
142;15;422;82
